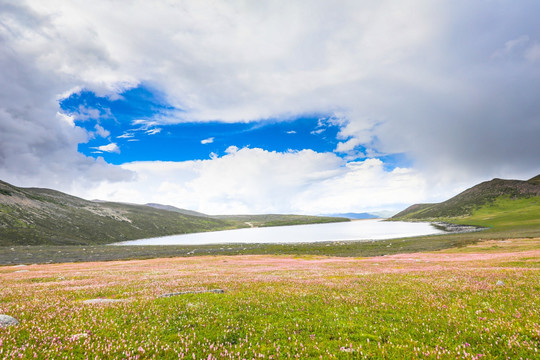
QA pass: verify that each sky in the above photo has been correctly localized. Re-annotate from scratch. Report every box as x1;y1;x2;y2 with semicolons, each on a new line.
0;0;539;215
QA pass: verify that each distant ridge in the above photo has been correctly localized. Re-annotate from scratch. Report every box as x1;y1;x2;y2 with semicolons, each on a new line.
323;212;380;220
145;203;209;217
392;174;540;220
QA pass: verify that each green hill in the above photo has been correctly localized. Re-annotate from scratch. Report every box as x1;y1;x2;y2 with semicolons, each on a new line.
0;180;348;246
392;174;540;231
0;180;244;246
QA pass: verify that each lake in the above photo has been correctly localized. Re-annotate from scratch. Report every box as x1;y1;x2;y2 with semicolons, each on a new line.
112;219;446;246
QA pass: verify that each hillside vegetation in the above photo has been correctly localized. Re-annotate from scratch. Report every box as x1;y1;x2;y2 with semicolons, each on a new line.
0;180;347;246
0;180;242;246
392;174;540;236
213;214;348;227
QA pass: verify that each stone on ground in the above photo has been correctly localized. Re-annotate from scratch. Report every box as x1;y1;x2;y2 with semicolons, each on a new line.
0;314;19;328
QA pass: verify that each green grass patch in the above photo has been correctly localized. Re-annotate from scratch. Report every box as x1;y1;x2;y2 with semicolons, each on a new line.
0;257;538;359
451;196;540;229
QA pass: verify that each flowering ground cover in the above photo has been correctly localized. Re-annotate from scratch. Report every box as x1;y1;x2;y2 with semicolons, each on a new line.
0;238;538;359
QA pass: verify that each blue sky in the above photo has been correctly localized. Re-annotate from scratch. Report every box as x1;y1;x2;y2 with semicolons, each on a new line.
61;85;370;164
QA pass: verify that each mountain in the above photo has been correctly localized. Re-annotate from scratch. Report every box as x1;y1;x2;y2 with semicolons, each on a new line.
143;205;350;225
392;174;540;220
323;212;381;220
145;203;209;217
0;180;241;246
0;180;348;246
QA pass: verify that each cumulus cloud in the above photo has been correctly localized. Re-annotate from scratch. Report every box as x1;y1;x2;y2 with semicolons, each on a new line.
94;124;110;138
1;1;539;212
80;147;426;214
201;137;214;145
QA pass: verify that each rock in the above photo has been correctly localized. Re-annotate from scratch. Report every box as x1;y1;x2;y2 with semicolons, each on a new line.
83;298;125;304
496;280;505;286
0;314;19;328
159;289;225;298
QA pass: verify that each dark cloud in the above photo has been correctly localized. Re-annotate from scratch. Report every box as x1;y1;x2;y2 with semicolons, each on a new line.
0;3;132;191
372;1;540;183
0;1;538;209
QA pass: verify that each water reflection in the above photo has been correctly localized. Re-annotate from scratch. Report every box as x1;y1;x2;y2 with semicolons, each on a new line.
113;219;445;246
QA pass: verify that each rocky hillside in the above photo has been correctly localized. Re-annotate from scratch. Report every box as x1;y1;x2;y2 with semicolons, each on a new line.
0;180;240;246
392;174;540;220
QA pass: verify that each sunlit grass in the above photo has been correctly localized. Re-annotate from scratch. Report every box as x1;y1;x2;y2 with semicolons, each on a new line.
1;243;539;359
452;196;540;230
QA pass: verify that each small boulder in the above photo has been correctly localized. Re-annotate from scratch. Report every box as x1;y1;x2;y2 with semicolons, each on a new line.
0;314;19;328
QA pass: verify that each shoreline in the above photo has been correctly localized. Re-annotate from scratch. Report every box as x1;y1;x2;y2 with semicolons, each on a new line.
430;221;486;234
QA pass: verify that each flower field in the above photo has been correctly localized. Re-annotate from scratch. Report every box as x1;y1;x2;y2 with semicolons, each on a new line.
1;239;539;359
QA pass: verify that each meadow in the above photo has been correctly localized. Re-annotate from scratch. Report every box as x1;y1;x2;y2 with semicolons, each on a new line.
1;238;538;359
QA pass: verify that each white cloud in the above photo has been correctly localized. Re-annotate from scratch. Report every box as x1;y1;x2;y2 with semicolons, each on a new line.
117;132;135;139
72;105;102;121
201;137;214;144
335;138;362;154
94;124;110;138
56;112;75;126
293;159;428;214
145;128;162;135
132;119;158;129
92;143;120;153
76;147;429;215
1;1;540;210
286;130;296;134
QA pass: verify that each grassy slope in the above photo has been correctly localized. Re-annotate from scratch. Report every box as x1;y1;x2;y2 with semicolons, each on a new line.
0;180;347;246
0;180;239;246
391;176;540;240
448;196;540;230
393;176;540;220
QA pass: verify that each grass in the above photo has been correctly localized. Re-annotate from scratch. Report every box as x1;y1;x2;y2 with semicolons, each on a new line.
0;180;349;246
0;232;489;265
392;177;540;220
213;214;349;227
2;215;540;266
447;196;540;230
2;178;539;357
0;240;538;359
1;194;538;358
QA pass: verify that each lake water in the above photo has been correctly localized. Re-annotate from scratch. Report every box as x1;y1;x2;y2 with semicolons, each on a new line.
112;219;446;246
